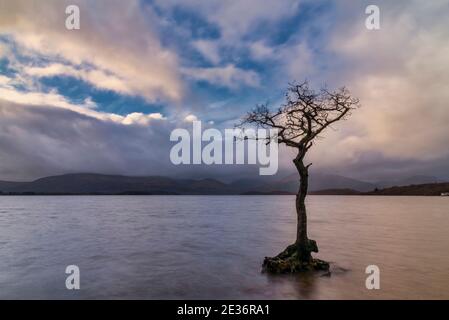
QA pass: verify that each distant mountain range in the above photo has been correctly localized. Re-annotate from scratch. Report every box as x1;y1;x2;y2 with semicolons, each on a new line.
0;173;446;195
373;175;442;189
0;174;232;195
275;173;376;192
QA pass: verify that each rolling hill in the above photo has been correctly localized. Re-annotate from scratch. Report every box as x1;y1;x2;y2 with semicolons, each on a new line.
0;173;446;196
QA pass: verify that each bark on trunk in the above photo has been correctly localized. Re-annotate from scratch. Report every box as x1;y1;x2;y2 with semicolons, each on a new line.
261;149;328;273
293;153;311;261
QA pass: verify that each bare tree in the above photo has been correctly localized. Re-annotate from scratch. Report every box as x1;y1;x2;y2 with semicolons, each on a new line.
240;81;360;273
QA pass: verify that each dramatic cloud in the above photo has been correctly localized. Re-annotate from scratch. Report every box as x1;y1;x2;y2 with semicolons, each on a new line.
0;0;448;181
0;0;183;102
0;99;172;181
0;75;164;125
0;99;267;181
24;64;134;97
305;0;449;179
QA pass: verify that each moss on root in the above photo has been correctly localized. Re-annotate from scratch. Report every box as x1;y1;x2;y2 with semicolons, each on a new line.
262;242;330;274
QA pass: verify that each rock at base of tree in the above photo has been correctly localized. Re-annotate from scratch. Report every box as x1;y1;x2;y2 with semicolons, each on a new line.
262;242;330;274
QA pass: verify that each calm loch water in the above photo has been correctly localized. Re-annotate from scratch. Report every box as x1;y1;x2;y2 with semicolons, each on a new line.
0;195;448;299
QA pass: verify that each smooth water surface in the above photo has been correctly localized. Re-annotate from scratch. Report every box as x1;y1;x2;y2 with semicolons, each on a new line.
0;195;448;299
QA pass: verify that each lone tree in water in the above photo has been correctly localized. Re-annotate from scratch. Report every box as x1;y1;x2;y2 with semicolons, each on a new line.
241;81;359;273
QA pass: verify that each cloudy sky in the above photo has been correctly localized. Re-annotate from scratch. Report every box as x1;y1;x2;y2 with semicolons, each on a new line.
0;0;448;182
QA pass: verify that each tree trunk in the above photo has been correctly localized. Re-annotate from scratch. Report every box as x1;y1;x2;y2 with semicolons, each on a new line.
261;149;328;273
293;154;311;261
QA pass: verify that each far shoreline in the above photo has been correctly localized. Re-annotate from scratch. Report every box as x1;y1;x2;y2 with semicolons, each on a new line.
3;192;294;196
1;181;448;197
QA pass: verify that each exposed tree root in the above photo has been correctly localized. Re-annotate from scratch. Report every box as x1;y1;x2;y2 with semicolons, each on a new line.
262;242;330;274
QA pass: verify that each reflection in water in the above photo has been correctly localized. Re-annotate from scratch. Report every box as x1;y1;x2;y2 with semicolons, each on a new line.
264;264;350;299
0;195;448;299
293;273;319;299
265;273;319;299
